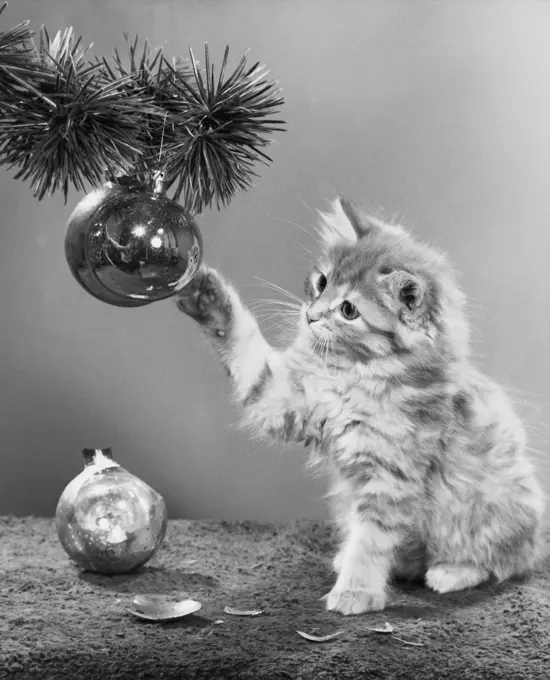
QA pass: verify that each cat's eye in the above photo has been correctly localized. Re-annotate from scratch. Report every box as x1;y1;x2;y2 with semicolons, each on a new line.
340;300;360;320
316;273;327;295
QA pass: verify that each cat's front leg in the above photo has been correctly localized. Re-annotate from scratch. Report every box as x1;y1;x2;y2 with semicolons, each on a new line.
324;510;400;615
176;264;272;395
176;265;310;442
324;429;417;615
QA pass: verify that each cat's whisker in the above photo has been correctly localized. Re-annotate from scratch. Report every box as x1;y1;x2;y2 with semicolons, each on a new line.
249;298;302;311
295;251;317;267
316;335;325;364
501;385;550;412
312;334;323;358
262;318;297;336
273;216;320;243
252;309;301;320
296;242;321;265
296;194;325;235
322;334;330;369
324;336;330;370
256;308;301;323
254;302;302;312
526;444;550;459
527;428;550;443
258;319;301;333
250;300;298;308
311;330;333;368
255;312;301;323
329;336;338;370
253;277;304;305
259;322;284;334
275;326;298;348
253;288;302;306
256;313;291;325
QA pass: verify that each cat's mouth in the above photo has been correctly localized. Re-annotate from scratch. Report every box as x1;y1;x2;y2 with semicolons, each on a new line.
306;316;331;336
299;307;332;352
301;306;327;330
308;324;332;352
311;323;330;335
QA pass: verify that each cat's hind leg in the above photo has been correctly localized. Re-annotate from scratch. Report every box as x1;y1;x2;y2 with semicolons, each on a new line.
425;480;543;594
425;563;490;593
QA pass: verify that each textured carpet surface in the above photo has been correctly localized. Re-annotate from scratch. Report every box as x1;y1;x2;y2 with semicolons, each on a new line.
1;517;549;680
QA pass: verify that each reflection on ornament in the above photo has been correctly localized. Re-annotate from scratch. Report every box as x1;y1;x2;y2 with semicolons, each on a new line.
55;448;168;574
64;176;203;307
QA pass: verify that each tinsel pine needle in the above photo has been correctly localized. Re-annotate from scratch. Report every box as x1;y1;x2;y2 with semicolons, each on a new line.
0;3;36;90
0;4;285;211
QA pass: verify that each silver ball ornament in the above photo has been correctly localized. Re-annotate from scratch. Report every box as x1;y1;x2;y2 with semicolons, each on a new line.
55;448;168;574
64;177;203;307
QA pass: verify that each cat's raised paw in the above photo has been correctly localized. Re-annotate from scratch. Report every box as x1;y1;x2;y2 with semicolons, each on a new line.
175;267;232;330
425;563;489;593
324;587;386;615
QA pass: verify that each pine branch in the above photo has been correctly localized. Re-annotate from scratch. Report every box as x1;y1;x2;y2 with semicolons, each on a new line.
97;35;191;174
0;4;285;210
0;26;158;200
0;2;41;103
162;45;285;212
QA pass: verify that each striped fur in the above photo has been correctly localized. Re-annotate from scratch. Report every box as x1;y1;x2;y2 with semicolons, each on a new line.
176;197;545;615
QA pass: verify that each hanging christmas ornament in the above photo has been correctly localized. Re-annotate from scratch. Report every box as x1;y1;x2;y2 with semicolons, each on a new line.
55;447;168;574
65;172;203;307
0;6;285;306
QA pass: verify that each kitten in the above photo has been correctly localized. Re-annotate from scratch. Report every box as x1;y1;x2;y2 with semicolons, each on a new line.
175;197;545;615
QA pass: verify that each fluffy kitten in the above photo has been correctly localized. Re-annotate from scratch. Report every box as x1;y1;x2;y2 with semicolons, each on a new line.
175;197;545;615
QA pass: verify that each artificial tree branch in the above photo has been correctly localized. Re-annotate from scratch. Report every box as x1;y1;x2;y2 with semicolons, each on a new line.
0;3;285;211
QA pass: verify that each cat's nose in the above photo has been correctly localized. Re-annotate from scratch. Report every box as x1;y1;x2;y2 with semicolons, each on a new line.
306;309;321;324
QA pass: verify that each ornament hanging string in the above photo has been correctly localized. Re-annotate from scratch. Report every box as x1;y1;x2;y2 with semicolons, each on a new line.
0;1;285;213
158;111;169;164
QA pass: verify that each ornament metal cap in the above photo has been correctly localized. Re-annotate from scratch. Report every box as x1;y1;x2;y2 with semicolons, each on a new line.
82;447;113;465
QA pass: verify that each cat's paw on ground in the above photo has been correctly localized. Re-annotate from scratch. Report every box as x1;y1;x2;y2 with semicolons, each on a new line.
324;587;386;615
425;563;489;593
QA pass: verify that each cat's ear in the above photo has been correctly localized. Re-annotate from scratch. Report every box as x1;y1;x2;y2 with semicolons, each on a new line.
379;270;425;315
339;196;382;239
318;196;377;247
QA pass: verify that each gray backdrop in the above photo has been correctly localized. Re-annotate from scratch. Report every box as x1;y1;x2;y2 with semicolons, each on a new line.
1;0;549;520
